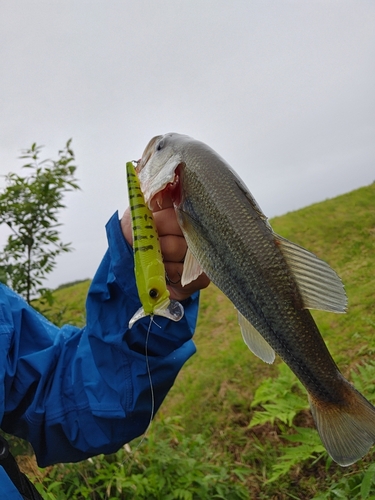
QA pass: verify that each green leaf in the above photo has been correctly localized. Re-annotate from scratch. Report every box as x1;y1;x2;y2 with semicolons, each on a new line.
0;140;80;302
361;463;375;499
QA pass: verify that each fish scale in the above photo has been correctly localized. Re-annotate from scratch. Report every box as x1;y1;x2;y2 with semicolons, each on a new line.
137;133;375;466
177;149;339;396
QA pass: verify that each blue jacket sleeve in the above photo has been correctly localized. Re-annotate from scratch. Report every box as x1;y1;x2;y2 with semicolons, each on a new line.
0;212;198;466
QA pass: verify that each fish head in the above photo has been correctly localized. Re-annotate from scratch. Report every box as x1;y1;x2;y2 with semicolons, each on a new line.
137;133;190;210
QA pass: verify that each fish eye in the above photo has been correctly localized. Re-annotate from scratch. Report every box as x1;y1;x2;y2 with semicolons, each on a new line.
149;288;158;298
156;139;164;151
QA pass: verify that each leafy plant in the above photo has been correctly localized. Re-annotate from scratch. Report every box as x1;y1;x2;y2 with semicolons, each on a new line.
250;361;375;496
250;362;309;427
312;463;375;499
0;140;80;303
249;363;327;482
13;183;375;499
268;426;326;483
33;417;250;499
350;360;375;404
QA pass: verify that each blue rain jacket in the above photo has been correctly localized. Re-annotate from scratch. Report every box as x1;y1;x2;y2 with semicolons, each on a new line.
0;213;198;496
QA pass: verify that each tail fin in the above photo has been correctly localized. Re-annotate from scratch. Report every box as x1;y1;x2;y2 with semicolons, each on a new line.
309;380;375;466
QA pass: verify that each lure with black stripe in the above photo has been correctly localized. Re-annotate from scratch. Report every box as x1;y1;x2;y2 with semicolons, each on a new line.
126;161;184;328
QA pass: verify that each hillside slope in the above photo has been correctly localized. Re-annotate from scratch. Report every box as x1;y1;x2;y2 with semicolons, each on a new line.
162;183;375;416
31;183;375;498
39;184;375;431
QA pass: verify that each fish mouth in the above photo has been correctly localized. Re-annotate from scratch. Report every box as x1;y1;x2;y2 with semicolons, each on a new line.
137;135;161;171
137;139;182;209
139;161;182;211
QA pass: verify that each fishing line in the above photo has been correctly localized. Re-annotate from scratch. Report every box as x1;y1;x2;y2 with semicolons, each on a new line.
121;316;159;464
143;315;157;436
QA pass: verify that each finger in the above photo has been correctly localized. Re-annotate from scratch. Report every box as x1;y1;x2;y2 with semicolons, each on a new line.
154;207;183;237
121;205;182;246
166;264;210;302
121;207;133;245
151;193;173;212
164;262;184;285
160;235;187;263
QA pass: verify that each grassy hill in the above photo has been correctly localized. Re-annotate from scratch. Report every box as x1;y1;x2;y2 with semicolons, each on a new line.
162;183;375;420
32;183;375;499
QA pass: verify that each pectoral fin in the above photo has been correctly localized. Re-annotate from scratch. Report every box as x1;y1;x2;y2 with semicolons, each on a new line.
181;247;204;287
238;311;275;364
276;234;347;313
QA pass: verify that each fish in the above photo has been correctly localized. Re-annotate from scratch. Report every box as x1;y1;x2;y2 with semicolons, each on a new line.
136;133;375;466
126;161;184;328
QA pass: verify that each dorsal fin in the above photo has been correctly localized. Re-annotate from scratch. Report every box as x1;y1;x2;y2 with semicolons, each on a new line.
275;234;347;313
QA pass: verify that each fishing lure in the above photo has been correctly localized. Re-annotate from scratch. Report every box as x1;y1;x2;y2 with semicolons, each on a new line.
126;161;184;328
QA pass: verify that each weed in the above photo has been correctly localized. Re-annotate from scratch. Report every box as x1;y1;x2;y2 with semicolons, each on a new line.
34;417;250;499
19;183;375;499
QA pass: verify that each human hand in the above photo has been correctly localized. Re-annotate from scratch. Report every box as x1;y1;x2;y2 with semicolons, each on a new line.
121;195;210;302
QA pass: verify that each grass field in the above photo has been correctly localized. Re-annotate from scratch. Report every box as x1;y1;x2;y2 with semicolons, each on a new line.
26;182;375;498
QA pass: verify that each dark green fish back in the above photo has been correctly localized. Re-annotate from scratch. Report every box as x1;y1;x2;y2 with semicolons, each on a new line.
177;140;344;401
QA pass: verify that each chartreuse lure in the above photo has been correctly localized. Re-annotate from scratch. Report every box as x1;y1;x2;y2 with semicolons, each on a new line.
126;161;184;328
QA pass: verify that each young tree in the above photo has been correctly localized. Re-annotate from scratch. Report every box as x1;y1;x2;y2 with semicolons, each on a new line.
0;140;80;303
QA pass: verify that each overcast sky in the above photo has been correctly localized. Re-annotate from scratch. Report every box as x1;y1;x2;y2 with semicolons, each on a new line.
1;1;374;289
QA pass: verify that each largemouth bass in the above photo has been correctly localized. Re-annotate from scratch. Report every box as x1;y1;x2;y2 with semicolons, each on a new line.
126;161;184;328
136;133;375;466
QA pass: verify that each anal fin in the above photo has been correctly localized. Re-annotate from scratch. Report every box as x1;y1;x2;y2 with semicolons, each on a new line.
238;311;275;364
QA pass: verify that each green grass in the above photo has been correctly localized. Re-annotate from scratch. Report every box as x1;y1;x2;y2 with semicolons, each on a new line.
271;185;375;367
22;182;375;499
34;279;90;327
